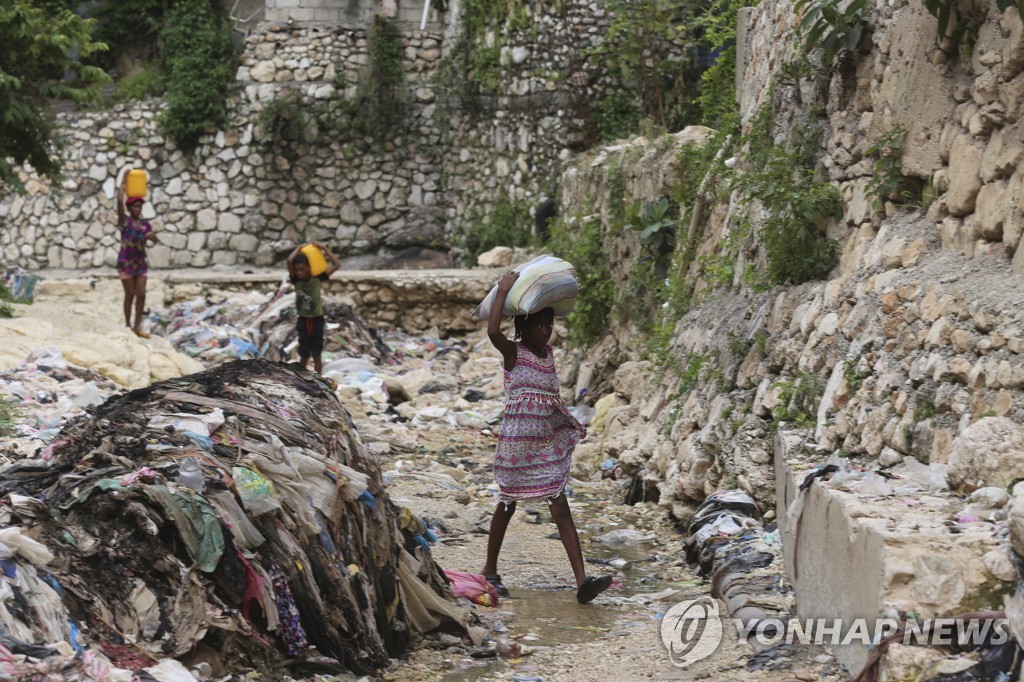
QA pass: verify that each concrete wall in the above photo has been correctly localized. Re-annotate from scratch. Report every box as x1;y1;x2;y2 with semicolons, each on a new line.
264;0;445;28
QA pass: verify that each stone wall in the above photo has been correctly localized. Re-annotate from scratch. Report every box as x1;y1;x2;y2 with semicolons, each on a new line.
264;0;445;28
558;0;1024;674
160;267;497;334
0;3;629;272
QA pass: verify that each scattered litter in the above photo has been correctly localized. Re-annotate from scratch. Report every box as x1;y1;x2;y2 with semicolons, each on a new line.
0;360;472;675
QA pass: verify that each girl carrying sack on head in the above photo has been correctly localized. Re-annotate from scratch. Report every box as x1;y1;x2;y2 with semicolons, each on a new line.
478;261;613;604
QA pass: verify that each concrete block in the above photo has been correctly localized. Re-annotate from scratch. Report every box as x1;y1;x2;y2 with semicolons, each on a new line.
776;432;1007;677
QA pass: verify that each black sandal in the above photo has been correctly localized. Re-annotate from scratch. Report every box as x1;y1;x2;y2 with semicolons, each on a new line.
576;575;613;604
484;574;510;598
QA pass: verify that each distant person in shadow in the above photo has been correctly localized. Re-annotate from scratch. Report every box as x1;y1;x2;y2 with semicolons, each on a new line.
535;198;557;240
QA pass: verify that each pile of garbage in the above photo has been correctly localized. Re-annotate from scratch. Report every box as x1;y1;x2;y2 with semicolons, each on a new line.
0;347;120;461
685;491;793;663
1;266;38;304
0;360;472;677
149;285;391;366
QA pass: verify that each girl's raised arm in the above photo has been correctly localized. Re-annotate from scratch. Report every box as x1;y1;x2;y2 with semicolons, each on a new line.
116;180;125;228
488;271;519;371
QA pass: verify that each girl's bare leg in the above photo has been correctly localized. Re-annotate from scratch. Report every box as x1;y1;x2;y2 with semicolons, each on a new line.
549;492;586;587
133;276;147;334
120;278;134;328
483;500;516;576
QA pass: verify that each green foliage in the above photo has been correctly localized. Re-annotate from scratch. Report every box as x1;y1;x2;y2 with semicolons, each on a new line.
921;0;1001;50
113;62;166;102
739;96;841;285
626;197;678;279
318;15;407;146
914;396;937;422
0;397;18;437
158;0;236;151
585;0;703;140
89;0;166;65
0;280;14;319
727;333;753;359
549;215;615;349
694;0;755;128
754;332;768;356
257;91;307;161
841;359;863;393
679;353;710;392
865;128;926;210
593;90;644;143
0;1;109;192
771;371;824;427
458;198;535;263
433;0;519;107
795;0;870;66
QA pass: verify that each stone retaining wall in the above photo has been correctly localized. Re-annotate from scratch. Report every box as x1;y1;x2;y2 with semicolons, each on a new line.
0;3;631;272
557;0;1024;674
160;267;498;334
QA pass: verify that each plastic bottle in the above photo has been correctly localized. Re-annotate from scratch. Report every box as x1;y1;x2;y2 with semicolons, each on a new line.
178;457;205;493
125;169;147;198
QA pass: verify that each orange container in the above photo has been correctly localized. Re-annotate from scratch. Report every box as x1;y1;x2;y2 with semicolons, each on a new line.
125;169;147;198
300;243;328;277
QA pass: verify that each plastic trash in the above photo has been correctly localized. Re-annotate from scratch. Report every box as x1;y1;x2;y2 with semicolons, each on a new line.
893;458;948;493
443;570;499;607
72;378;104;405
0;527;54;565
849;472;893;496
569;404;596;426
232;466;282;515
178;457;205;493
594;529;650;546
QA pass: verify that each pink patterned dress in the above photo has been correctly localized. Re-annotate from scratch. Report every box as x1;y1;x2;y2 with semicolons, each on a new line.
494;342;586;502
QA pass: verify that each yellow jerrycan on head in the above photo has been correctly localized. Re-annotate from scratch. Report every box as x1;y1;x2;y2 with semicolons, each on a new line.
300;243;328;277
125;169;147;198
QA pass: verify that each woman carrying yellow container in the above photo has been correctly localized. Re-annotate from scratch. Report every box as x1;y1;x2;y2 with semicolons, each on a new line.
116;170;159;338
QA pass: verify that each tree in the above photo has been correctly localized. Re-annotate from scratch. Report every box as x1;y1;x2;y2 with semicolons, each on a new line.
0;1;109;193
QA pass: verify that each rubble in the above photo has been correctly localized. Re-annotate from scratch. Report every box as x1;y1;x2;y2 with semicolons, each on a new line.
149;284;391;366
0;360;472;676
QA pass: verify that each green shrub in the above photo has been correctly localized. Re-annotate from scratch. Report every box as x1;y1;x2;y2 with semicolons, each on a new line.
317;14;407;146
795;0;870;66
738;97;841;285
549;215;614;349
458;198;535;263
865;128;926;210
0;398;18;437
258;92;307;149
626;196;678;280
158;0;236;151
115;62;165;101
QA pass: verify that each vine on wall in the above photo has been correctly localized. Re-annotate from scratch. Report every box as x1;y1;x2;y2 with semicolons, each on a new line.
317;15;408;146
157;0;237;150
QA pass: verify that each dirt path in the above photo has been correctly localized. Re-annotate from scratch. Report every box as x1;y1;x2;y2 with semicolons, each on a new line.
354;412;845;682
2;278;849;680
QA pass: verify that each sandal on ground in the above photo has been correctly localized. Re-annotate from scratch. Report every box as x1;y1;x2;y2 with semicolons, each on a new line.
576;575;613;604
484;574;510;598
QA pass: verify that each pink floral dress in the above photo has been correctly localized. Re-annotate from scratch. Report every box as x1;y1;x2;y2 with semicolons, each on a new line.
494;342;586;502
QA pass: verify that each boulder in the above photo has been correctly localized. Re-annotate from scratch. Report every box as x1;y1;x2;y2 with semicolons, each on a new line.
948;416;1024;489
